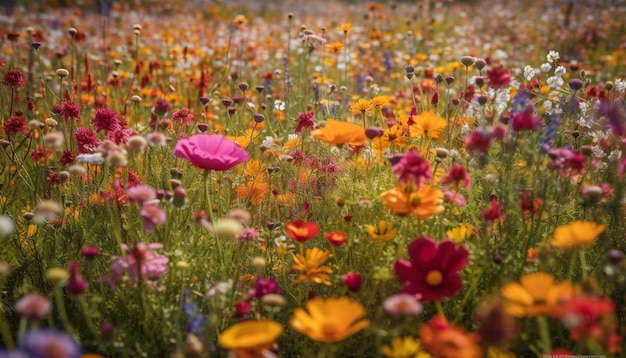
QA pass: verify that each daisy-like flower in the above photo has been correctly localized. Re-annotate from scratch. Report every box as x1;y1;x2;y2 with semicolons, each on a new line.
291;247;333;285
500;272;577;317
409;110;447;141
311;119;368;146
218;320;283;358
365;220;397;242
446;223;476;243
336;22;353;33
381;336;431;358
552;221;606;249
371;95;392;109
350;98;373;117
325;41;344;54
380;183;444;219
290;296;369;343
394;237;469;301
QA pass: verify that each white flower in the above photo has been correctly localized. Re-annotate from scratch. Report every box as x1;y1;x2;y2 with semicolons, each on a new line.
273;99;285;111
523;65;537;81
262;136;275;148
287;134;298;141
0;216;15;238
546;50;560;63
608;150;622;162
554;66;566;77
547;76;564;89
543;100;553;113
540;63;552;73
615;79;625;94
76;153;105;165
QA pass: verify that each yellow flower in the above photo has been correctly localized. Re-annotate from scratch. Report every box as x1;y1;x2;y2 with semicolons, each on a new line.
381;336;432;358
291;248;333;285
336;22;353;33
380;184;444;219
371;95;392;108
311;119;368;146
218;320;282;358
325;41;344;54
409;110;447;141
349;98;373;117
290;296;369;343
500;272;576;317
446;224;475;243
552;221;606;249
233;15;248;25
487;347;516;358
365;220;398;242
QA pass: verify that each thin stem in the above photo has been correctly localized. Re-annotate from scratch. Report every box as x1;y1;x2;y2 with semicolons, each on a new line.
536;315;552;354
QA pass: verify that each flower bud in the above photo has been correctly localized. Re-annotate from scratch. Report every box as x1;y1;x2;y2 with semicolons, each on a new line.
460;56;476;67
56;69;69;78
342;273;362;292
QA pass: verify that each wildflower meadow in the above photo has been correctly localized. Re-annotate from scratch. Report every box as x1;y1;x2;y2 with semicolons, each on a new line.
2;0;626;356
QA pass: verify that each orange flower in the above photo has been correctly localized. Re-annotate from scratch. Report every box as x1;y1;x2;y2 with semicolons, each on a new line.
285;220;319;242
552;221;606;249
325;41;344;54
380;183;445;219
235;179;268;205
292;247;333;285
419;315;482;358
311;119;368;146
218;320;283;358
336;22;353;33
410;110;447;141
500;272;577;317
349;98;373;117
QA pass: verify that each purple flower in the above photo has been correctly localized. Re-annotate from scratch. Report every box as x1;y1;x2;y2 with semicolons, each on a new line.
20;329;81;358
255;276;281;298
173;134;250;171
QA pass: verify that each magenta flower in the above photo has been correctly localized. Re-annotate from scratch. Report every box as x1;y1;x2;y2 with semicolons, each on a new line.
140;203;167;233
511;105;541;132
92;107;121;133
391;147;433;186
173;134;250;171
67;261;88;295
394;237;469;301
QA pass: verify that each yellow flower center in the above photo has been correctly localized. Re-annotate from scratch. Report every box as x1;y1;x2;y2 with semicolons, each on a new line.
426;270;443;286
291;227;309;237
409;193;422;206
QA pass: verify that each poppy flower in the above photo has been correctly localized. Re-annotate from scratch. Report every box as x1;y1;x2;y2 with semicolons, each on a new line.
290;296;369;343
552;221;606;249
173;134;250;171
394;237;469;301
218;320;283;358
500;272;576;317
311;119;368;146
325;231;347;246
285;220;319;242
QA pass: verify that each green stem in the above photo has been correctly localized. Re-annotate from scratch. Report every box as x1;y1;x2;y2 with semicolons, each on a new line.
536;315;552;354
579;249;588;280
53;287;75;335
204;170;224;275
0;312;16;350
77;296;99;338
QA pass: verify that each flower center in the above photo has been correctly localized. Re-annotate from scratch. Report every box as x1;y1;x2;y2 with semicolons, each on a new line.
409;193;422;206
426;270;443;286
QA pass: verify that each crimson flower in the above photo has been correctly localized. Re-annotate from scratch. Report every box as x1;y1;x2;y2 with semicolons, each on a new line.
486;65;511;89
2;69;26;88
511;105;541;131
173;134;250;171
285;220;319;242
391;147;432;186
325;231;347;246
394;237;469;301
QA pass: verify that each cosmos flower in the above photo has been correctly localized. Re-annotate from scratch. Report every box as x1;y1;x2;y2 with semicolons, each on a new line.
552;221;606;249
292;247;333;285
173;134;250;171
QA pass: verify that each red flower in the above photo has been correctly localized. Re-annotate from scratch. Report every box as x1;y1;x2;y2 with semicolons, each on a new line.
75;128;100;154
324;231;347;246
511;105;541;132
57;100;81;121
285;220;319;242
295;111;315;133
394;237;469;301
3;115;28;135
2;69;26;88
92;107;121;133
391;147;433;186
486;65;511;89
342;273;362;292
67;261;88;296
440;164;471;190
482;199;505;223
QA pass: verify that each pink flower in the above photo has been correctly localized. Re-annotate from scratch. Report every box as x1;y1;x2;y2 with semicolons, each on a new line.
394;237;469;301
16;294;52;320
2;69;26;88
67;261;88;295
391;147;433;186
383;293;423;316
482;199;506;223
295;111;315;133
342;273;362;292
99;243;169;288
511;105;541;131
140;203;167;233
75;128;100;154
440;164;471;189
486;65;511;89
172;108;195;126
173;134;250;171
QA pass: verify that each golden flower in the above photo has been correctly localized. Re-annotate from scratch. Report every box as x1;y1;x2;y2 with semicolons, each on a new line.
381;336;432;358
500;272;576;317
380;184;444;219
349;98;373;117
292;247;333;285
446;224;475;243
235;178;268;205
409;110;447;141
336;22;353;33
218;320;283;358
233;15;248;25
325;41;344;54
365;220;398;242
311;119;368;146
373;124;408;153
290;296;369;343
552;221;606;249
371;95;392;108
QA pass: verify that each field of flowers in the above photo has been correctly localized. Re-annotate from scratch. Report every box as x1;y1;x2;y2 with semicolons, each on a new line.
1;0;626;357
